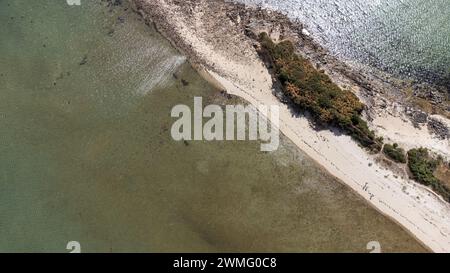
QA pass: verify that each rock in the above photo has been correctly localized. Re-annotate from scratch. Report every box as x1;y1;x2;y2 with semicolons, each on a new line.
301;28;310;37
220;90;232;100
79;55;88;65
413;83;447;106
428;117;450;140
412;111;428;124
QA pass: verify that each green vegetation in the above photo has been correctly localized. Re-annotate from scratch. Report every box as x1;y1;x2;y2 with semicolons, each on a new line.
258;33;382;152
407;148;450;202
383;143;407;163
407;148;439;186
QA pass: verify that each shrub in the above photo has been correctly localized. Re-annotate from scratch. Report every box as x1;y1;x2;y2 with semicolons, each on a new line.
407;148;450;201
383;143;407;163
407;148;439;186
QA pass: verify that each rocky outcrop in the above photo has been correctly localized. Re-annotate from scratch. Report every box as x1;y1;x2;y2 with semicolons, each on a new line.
414;83;448;106
428;116;450;140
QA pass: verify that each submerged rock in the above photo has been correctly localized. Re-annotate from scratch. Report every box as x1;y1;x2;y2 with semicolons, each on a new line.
79;55;88;65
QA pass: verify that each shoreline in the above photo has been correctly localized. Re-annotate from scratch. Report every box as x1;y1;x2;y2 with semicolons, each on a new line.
132;0;450;252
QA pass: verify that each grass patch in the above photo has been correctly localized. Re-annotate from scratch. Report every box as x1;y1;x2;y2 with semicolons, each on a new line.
258;33;382;152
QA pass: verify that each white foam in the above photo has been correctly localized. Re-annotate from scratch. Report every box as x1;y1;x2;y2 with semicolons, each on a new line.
136;55;186;95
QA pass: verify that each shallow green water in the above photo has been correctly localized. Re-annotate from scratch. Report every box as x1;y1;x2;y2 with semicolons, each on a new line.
0;0;427;252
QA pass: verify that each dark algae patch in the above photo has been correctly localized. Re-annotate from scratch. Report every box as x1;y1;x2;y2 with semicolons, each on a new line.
258;33;382;152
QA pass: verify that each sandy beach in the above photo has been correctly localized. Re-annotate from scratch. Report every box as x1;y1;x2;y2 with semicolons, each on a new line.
133;0;450;252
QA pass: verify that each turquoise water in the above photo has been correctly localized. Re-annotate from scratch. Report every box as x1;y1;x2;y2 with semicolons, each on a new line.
0;0;426;252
